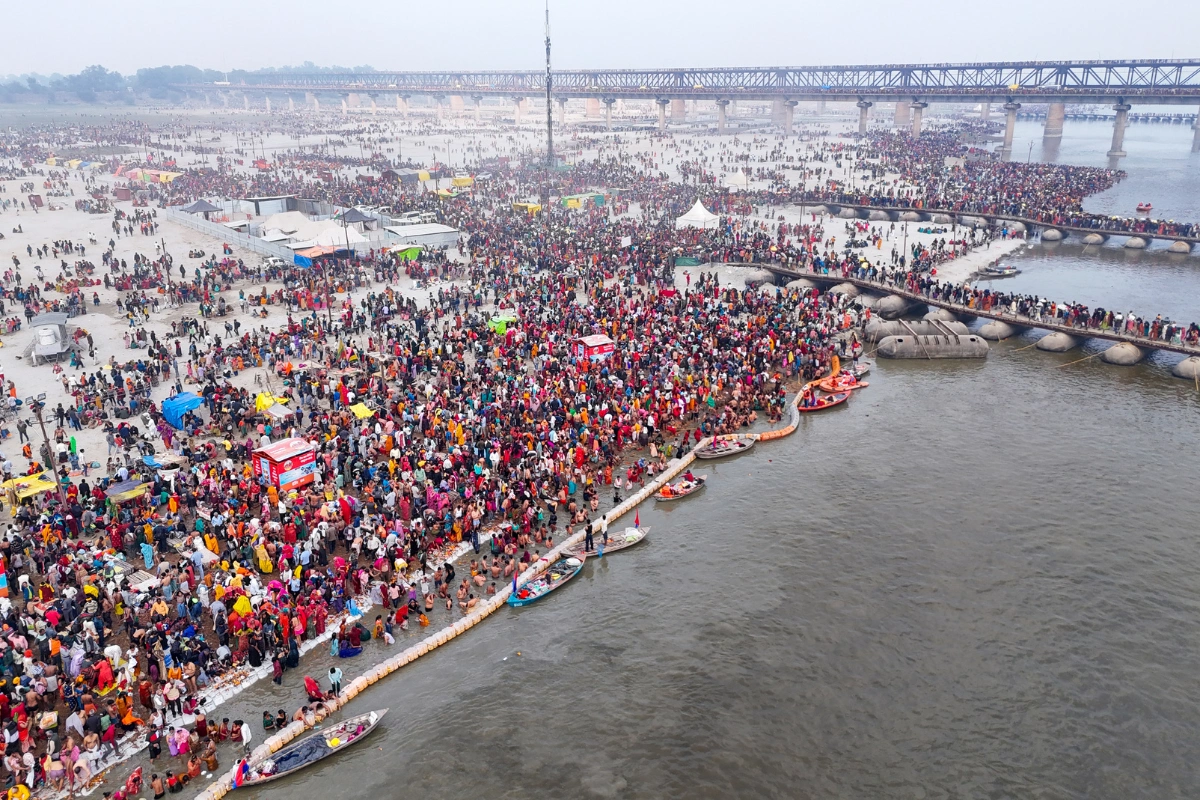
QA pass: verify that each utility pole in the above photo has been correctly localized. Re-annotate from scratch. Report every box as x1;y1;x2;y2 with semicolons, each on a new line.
26;393;67;509
543;1;553;218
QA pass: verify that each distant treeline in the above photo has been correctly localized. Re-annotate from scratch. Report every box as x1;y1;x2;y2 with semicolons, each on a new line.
0;61;376;104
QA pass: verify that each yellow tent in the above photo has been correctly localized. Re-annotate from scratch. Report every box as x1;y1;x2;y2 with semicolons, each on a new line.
66;159;82;169
451;176;474;187
349;403;375;419
418;170;431;181
255;392;289;412
2;472;57;505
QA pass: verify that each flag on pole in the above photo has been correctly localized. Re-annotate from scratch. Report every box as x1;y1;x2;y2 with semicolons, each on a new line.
634;509;640;529
233;759;250;788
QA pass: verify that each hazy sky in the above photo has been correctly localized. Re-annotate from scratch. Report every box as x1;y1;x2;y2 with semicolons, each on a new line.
5;0;1200;76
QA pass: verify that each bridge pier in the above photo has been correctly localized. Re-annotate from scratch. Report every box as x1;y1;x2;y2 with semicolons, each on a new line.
370;96;378;115
717;99;729;133
288;95;294;112
911;101;928;137
313;96;320;112
341;96;349;116
556;98;567;126
604;98;615;131
671;98;686;121
265;96;271;113
894;100;910;128
586;97;600;118
980;102;990;121
783;100;797;135
449;94;464;113
1193;107;1200;152
243;94;249;111
1107;103;1131;157
657;99;669;130
513;97;525;124
472;95;483;122
1044;102;1065;139
1001;102;1020;156
772;99;785;126
397;95;407;115
857;100;872;135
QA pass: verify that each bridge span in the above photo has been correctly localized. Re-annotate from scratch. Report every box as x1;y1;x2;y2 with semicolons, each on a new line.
801;202;1199;250
174;58;1200;152
754;262;1200;359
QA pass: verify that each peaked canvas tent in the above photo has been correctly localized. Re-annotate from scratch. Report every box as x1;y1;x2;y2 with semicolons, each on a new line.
675;200;720;230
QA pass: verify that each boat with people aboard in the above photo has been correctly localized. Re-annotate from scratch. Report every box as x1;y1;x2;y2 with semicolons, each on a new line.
1136;202;1153;213
981;264;1021;278
232;709;387;787
508;555;586;607
817;374;869;393
656;472;707;502
694;435;756;460
566;526;649;558
797;391;851;412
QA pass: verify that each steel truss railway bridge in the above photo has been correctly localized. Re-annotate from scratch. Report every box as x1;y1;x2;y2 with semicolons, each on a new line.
178;59;1200;154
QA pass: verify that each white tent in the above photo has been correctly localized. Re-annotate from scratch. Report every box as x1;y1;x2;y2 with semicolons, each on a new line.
312;225;367;247
675;199;720;230
724;172;750;191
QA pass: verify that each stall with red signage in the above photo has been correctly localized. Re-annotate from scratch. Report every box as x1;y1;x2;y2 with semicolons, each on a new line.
573;333;615;362
252;437;318;492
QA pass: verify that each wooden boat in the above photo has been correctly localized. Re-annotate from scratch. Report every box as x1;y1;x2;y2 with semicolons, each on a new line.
850;360;871;378
817;374;869;393
233;709;387;787
507;554;586;607
566;526;649;558
981;264;1020;278
797;391;850;412
656;475;707;502
694;436;756;460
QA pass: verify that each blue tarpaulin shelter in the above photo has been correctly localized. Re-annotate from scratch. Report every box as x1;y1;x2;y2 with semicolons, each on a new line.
161;392;202;429
293;254;312;268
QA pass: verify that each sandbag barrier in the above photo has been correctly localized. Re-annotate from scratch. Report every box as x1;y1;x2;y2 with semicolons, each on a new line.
193;375;830;800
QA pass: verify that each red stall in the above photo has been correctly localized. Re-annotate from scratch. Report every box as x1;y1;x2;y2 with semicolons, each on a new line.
573;333;615;362
253;437;318;492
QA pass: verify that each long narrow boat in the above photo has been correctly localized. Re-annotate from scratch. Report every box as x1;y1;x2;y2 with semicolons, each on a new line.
797;391;851;412
817;374;869;393
233;709;387;787
694;436;756;460
655;475;707;502
507;554;586;607
566;526;649;558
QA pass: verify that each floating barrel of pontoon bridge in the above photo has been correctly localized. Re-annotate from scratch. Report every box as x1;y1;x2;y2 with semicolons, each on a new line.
866;319;968;339
876;334;989;359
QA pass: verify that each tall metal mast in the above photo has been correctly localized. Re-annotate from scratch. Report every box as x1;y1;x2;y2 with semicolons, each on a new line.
543;2;553;210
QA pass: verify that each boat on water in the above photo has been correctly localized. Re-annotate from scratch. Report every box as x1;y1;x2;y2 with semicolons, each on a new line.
566;526;649;557
981;264;1021;278
656;475;707;502
850;360;871;378
797;391;851;412
233;709;387;787
1136;202;1153;213
508;555;586;607
694;436;756;460
817;374;869;393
